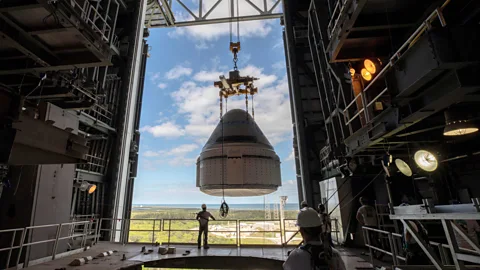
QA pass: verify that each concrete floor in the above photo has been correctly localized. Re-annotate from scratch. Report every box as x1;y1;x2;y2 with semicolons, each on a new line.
24;242;378;269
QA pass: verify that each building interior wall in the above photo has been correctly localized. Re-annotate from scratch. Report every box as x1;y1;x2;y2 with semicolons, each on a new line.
0;0;147;265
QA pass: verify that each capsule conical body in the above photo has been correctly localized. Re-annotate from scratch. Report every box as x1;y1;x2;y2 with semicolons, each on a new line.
196;109;282;197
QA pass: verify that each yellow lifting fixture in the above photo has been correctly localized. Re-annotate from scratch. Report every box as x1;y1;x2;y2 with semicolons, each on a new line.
213;0;258;120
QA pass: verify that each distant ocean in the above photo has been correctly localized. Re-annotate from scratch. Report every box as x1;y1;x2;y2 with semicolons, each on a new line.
132;203;299;211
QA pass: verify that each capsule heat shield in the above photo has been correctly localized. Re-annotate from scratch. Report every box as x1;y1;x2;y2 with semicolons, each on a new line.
196;109;282;197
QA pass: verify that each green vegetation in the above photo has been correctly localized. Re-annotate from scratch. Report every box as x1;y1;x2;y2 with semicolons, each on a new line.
128;207;302;245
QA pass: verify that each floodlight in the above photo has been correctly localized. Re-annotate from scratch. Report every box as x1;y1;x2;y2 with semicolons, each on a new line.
395;159;413;177
444;110;478;136
414;150;438;172
74;181;97;194
364;59;377;74
349;68;356;76
361;68;372;81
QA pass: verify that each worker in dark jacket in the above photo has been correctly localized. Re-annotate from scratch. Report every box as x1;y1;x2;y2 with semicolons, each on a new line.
196;204;215;249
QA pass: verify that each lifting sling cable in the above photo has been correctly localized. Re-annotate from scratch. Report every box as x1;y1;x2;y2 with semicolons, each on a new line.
220;95;229;218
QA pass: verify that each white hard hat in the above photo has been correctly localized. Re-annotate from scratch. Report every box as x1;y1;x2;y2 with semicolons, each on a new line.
296;207;322;228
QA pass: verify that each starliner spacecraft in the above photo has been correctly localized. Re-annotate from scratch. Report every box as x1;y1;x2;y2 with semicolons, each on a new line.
196;109;282;197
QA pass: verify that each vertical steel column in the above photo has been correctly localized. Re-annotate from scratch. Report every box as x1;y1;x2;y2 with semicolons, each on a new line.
283;0;314;206
167;220;171;247
110;0;147;242
152;220;155;244
70;187;78;217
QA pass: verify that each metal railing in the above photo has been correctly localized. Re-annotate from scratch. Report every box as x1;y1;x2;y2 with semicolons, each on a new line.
0;220;97;269
283;218;341;246
327;0;352;39
98;218;295;247
342;2;450;132
69;0;112;43
362;219;480;270
0;217;338;269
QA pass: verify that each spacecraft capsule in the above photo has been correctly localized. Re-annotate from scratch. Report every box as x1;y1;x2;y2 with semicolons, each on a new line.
196;109;282;197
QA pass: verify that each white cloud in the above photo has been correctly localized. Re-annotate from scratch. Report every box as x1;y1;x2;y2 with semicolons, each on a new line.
168;156;197;166
142;144;199;167
286;180;295;185
149;72;161;82
193;70;225;82
169;144;199;155
157;83;167;89
272;38;283;49
167;64;292;144
285;149;295;161
143;144;199;157
272;61;285;70
195;41;211;50
144;150;161;157
165;65;193;80
140;122;185;137
239;53;252;66
167;0;278;41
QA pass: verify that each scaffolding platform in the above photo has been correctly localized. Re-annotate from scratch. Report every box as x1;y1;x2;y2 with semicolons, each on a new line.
23;242;380;270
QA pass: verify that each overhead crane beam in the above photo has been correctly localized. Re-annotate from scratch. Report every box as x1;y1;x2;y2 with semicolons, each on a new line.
145;0;282;28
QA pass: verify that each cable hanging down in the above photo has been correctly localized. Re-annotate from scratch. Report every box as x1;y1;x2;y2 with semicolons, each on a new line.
219;99;229;218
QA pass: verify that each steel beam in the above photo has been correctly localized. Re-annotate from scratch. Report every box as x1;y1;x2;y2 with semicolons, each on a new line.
0;61;112;75
145;0;282;28
149;13;282;27
390;213;480;220
79;112;116;134
283;0;314;206
0;19;57;67
401;220;443;270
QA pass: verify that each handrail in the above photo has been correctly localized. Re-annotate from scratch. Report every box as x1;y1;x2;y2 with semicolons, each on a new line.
342;1;451;128
362;217;480;269
0;220;96;269
0;217;337;269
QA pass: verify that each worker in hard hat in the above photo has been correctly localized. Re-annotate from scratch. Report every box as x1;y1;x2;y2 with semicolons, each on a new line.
283;208;346;270
356;196;383;259
318;203;333;247
196;204;215;249
300;201;308;209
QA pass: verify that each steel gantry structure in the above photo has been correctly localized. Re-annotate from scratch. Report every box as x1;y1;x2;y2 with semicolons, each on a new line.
284;0;480;269
144;0;283;28
0;0;286;267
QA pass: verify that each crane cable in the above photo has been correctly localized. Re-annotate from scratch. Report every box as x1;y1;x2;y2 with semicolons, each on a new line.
328;170;383;215
219;95;229;218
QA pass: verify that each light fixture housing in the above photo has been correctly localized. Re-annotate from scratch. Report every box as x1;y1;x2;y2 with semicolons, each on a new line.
364;59;377;74
443;109;478;136
349;68;356;76
88;184;97;194
382;153;392;167
75;181;97;194
361;68;372;81
414;150;438;172
395;159;413;177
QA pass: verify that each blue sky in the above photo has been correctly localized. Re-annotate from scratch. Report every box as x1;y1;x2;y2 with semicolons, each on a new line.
133;0;297;205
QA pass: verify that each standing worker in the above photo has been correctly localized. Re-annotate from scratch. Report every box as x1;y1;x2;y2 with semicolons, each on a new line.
283;208;346;270
196;204;215;249
318;204;333;247
300;201;308;210
356;197;378;228
356;197;383;259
